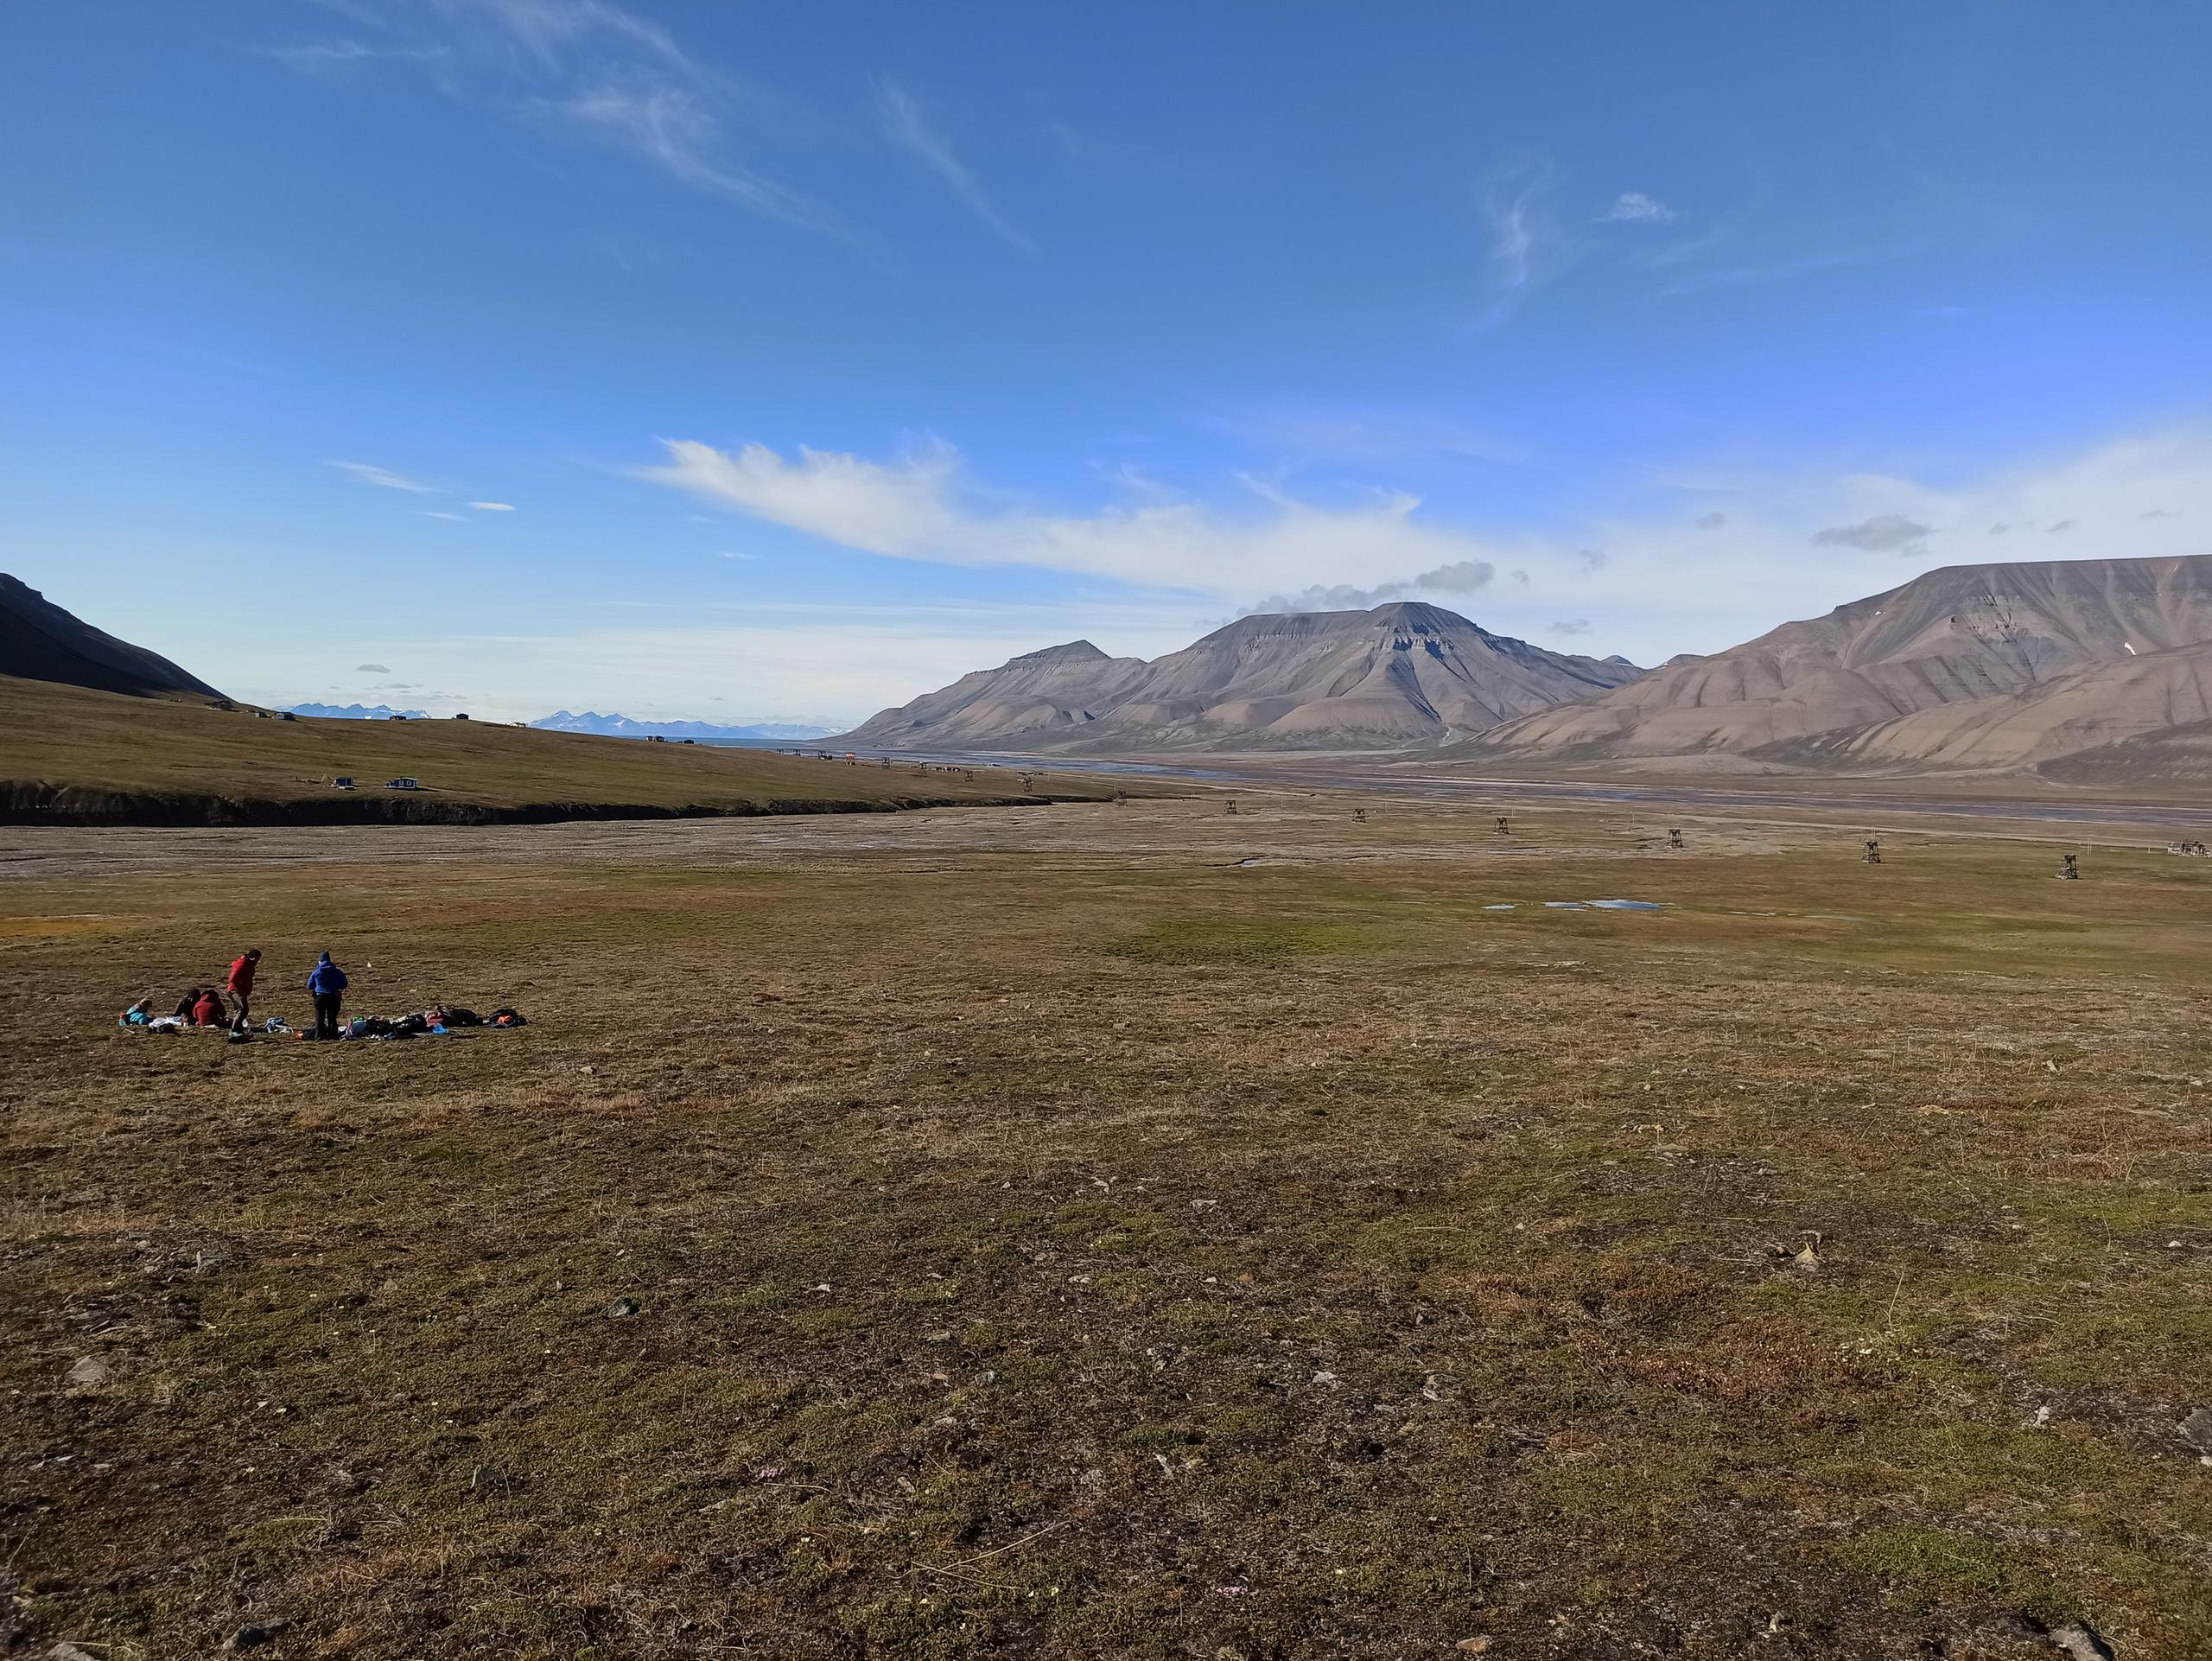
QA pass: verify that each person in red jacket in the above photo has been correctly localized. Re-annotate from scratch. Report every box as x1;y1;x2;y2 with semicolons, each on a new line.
226;949;261;1033
191;987;228;1028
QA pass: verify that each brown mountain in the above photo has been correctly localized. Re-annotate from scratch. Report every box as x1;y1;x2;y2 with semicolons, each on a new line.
1467;556;2212;762
841;602;1643;752
1;573;223;699
1789;637;2212;772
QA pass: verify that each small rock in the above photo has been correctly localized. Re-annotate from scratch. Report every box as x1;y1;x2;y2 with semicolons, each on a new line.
2046;1621;2115;1661
607;1297;639;1318
65;1355;110;1389
2178;1406;2212;1457
1457;1639;1493;1655
2024;1404;2052;1429
51;1644;102;1661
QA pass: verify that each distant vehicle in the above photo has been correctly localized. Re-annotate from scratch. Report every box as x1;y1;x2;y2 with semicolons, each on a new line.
385;777;420;791
333;776;355;790
454;712;469;721
648;734;666;743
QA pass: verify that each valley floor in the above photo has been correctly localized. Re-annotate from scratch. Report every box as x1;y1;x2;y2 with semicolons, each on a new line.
3;786;2209;1658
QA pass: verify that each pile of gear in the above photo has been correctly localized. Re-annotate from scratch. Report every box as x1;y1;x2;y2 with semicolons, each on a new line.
313;1006;528;1042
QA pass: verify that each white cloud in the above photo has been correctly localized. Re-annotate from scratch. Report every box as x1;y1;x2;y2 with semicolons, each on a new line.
1599;191;1675;224
467;500;517;511
877;79;1035;254
421;510;467;520
328;459;434;492
642;436;1532;597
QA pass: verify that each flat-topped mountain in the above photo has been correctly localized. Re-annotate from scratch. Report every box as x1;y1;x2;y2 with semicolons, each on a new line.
1;573;222;699
841;602;1644;752
1467;556;2212;761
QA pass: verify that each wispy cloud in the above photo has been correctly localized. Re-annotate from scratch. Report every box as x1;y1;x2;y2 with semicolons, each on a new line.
1599;191;1675;224
1476;155;1565;327
877;79;1036;254
262;0;843;238
467;500;517;511
259;37;448;73
555;86;842;235
327;459;434;492
644;437;1522;598
1548;617;1592;636
1657;245;1917;298
422;510;468;520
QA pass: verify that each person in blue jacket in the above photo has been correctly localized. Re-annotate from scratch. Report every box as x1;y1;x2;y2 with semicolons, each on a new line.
308;951;349;1040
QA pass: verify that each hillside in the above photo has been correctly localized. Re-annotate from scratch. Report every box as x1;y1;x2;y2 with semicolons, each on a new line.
0;573;223;699
0;676;1130;824
1466;555;2212;762
1785;637;2212;771
842;603;1643;753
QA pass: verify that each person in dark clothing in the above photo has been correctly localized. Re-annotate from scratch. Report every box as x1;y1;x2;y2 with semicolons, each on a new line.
308;951;349;1040
172;987;203;1021
226;949;261;1033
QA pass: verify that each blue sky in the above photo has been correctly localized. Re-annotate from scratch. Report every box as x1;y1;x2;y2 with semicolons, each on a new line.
4;1;2209;722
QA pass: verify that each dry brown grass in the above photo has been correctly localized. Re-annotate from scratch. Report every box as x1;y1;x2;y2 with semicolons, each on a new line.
2;791;2208;1659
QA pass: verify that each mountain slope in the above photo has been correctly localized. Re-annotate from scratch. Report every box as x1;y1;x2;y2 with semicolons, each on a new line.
1;573;223;699
1781;638;2212;771
840;640;1154;748
1469;556;2212;760
841;605;1643;753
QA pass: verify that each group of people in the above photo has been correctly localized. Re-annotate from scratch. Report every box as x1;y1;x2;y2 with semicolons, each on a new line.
131;949;352;1040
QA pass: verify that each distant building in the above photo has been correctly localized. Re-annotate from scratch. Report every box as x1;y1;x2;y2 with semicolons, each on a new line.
332;776;355;790
385;777;420;791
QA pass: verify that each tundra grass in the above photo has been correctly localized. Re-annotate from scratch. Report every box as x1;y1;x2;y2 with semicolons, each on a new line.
1;797;2208;1659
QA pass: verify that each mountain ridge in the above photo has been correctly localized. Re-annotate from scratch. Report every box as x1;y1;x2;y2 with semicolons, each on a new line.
1464;555;2212;763
839;601;1643;753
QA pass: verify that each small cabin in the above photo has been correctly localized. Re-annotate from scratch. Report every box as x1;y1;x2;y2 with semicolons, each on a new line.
333;776;355;790
278;710;297;722
388;715;408;722
385;777;420;791
454;713;469;722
